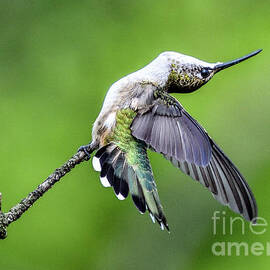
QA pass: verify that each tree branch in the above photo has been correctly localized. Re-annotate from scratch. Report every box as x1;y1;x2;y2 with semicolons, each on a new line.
0;147;92;240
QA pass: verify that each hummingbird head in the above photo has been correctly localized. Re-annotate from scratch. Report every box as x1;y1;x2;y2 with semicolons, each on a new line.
159;49;262;93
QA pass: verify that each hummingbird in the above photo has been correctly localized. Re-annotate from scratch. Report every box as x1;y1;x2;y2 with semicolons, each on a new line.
80;49;262;231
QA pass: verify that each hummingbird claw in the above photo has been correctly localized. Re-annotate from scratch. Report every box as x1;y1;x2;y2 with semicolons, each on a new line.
78;144;92;160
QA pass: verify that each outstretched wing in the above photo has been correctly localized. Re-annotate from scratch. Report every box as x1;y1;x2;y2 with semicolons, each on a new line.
131;90;257;222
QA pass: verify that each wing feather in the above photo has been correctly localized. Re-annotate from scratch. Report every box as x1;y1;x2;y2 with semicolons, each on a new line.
163;139;257;222
131;92;257;222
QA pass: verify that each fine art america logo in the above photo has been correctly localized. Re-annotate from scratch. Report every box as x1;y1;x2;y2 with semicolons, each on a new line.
211;211;269;256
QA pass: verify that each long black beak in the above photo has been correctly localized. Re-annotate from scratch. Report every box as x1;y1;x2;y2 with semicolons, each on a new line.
214;49;262;72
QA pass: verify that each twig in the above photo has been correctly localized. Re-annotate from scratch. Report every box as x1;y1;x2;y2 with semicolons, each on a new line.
0;147;92;240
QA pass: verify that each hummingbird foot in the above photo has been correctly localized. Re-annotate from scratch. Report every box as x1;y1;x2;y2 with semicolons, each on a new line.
78;142;96;160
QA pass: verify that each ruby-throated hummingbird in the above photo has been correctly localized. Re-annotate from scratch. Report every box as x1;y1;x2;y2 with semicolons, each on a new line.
80;49;262;231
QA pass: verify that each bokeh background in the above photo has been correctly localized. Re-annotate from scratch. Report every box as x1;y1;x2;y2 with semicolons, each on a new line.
0;1;269;269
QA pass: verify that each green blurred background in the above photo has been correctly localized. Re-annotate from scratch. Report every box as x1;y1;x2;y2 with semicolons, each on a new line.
0;0;269;269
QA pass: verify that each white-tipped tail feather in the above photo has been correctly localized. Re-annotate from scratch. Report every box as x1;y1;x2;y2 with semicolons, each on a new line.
116;193;126;200
100;176;111;187
160;223;165;231
92;156;101;171
149;213;156;223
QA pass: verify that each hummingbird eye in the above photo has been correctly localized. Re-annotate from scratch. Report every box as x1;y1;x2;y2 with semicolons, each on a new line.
201;68;210;78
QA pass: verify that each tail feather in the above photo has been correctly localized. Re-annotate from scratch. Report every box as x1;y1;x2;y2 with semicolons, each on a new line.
135;169;169;230
128;166;146;213
92;143;169;231
115;159;129;199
